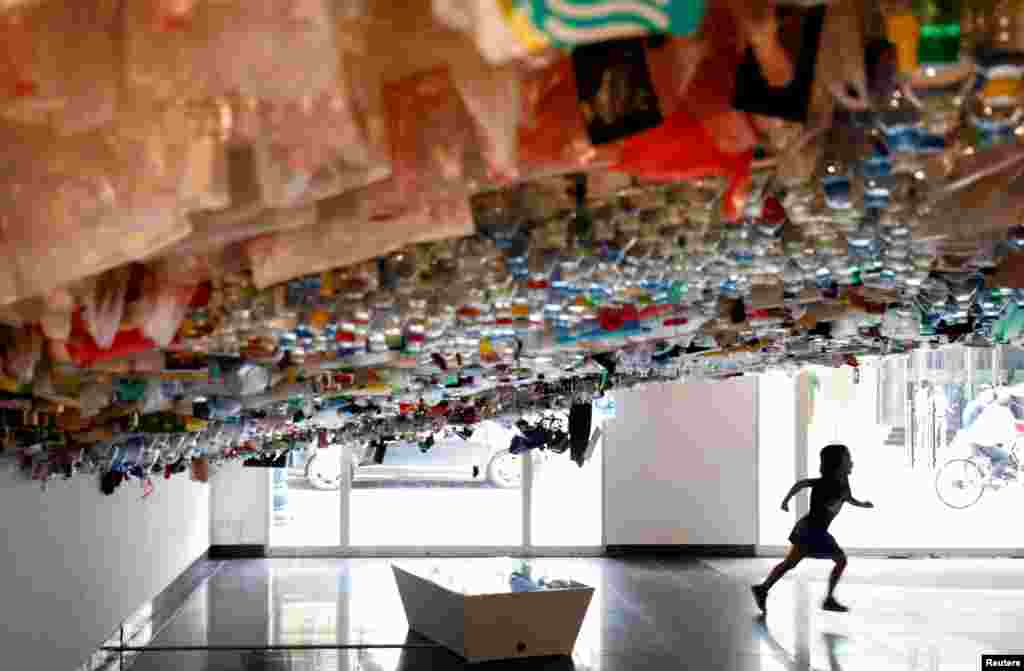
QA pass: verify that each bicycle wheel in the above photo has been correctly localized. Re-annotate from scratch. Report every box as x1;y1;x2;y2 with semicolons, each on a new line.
935;459;987;510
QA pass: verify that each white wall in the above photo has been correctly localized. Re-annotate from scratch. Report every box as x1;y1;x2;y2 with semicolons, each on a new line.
0;469;209;671
604;377;758;546
211;461;269;545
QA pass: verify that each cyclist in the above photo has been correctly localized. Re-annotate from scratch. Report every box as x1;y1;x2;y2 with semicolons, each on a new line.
969;392;1017;482
961;386;995;431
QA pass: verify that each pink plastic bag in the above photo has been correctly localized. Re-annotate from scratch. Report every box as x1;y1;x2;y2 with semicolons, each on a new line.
124;0;339;103
0;122;192;305
0;1;119;135
0;114;193;305
228;18;390;207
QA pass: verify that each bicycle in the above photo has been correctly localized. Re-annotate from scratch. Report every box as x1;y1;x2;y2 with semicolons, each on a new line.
934;438;1022;509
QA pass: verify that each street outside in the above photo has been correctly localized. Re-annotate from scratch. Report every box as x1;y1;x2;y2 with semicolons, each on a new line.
823;442;1024;550
271;476;521;547
271;453;602;547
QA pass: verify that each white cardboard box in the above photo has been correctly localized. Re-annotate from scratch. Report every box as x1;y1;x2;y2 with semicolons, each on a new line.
392;563;594;663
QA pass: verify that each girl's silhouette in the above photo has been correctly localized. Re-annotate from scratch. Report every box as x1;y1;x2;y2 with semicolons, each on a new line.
752;444;874;613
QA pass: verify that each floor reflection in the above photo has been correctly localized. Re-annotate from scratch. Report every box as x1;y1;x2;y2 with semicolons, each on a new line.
737;560;1010;671
128;557;1024;671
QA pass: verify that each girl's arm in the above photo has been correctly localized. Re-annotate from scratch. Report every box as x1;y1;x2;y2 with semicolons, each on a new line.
781;478;815;511
843;486;874;508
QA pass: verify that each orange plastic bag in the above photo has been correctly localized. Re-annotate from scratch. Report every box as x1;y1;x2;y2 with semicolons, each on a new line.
518;33;710;179
0;0;119;135
518;59;612;177
611;109;754;221
383;67;486;202
366;0;519;192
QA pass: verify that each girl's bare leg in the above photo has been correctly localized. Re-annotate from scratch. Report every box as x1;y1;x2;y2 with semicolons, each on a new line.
763;545;804;591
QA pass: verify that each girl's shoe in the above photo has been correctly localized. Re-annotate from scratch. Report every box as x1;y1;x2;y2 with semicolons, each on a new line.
752;584;768;613
822;597;849;612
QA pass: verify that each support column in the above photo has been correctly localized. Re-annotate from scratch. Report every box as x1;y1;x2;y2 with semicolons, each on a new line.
794;371;810;521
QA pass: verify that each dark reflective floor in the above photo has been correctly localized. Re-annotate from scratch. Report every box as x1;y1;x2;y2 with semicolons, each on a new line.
117;557;1024;671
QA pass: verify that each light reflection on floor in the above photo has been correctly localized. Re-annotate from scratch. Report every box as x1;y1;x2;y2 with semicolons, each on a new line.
122;557;1024;671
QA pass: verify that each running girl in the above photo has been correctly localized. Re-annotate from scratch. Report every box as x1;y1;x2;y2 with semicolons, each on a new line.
752;444;874;613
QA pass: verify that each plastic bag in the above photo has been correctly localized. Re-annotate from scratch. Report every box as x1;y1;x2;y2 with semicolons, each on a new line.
611;109;754;221
80;266;133;351
0;105;195;305
78;380;114;418
245;190;367;289
190;455;209;482
136;267;198;348
431;0;541;65
159;204;318;272
451;61;522;183
365;0;515;191
124;0;339;103
39;288;74;341
384;66;486;201
518;58;615;177
246;188;474;289
230;19;390;207
0;1;119;135
917;143;1024;244
434;0;707;57
2;324;42;384
178;102;232;213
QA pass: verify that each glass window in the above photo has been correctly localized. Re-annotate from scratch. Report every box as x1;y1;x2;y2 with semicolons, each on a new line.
531;400;607;547
787;350;1019;550
349;420;523;547
270;447;341;547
